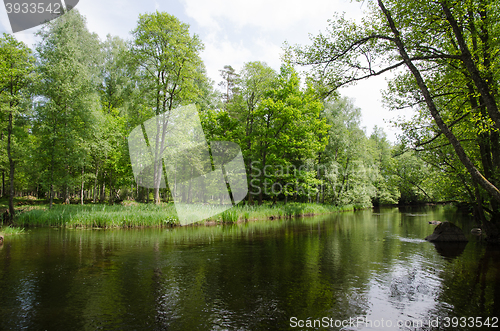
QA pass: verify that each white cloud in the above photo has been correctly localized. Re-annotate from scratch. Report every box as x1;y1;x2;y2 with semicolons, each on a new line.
252;37;283;67
76;0;142;41
202;34;254;83
340;74;403;142
182;0;364;33
0;6;10;33
186;0;401;140
0;5;41;47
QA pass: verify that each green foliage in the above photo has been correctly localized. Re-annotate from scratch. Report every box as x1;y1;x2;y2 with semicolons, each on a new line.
320;97;377;206
369;127;400;204
0;33;36;217
128;11;206;203
34;9;102;205
245;64;329;203
130;11;204;115
2;6;466;226
389;150;434;204
292;0;500;217
220;209;238;223
0;226;26;235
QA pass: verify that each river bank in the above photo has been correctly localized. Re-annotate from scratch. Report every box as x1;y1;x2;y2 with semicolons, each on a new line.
8;201;368;229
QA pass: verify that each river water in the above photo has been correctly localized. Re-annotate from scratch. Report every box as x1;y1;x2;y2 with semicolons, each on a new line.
0;206;499;330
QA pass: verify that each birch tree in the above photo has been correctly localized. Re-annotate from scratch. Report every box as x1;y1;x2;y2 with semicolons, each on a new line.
0;34;35;220
34;9;101;208
130;11;204;204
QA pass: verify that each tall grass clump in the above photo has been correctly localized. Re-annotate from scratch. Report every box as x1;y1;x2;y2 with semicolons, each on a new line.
220;209;238;223
0;226;26;235
15;203;179;229
13;201;370;229
228;201;364;221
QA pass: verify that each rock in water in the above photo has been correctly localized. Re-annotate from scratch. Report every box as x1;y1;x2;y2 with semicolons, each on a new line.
470;228;482;235
425;222;468;242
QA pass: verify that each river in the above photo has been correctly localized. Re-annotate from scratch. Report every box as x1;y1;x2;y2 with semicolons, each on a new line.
0;206;498;330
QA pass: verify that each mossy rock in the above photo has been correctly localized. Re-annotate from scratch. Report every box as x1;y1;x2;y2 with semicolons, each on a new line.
425;221;468;242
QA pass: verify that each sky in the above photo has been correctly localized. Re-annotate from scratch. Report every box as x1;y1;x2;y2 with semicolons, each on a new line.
0;0;408;142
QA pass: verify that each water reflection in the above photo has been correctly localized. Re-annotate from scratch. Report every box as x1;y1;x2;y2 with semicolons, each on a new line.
0;206;498;330
431;242;468;260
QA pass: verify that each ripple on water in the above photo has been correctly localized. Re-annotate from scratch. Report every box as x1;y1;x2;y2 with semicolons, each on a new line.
350;257;445;330
398;236;428;244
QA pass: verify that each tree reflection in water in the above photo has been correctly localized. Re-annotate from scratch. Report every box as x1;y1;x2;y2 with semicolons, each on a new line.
0;206;499;330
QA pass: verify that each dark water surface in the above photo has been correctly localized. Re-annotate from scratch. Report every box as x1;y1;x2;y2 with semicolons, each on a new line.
1;206;499;330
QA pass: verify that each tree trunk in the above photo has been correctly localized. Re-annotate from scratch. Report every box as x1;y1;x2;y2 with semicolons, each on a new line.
93;163;99;203
65;184;69;204
7;111;15;222
248;193;254;205
321;184;325;204
473;182;487;226
316;153;321;203
440;2;500;131
154;187;160;204
80;165;84;205
100;177;106;203
49;182;54;209
109;169;113;204
259;152;267;205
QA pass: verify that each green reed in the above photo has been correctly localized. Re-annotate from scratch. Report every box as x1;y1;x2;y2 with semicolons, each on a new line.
14;201;368;229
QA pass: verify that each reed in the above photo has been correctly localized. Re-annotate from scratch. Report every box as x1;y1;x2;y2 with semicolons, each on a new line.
0;226;26;235
14;201;369;229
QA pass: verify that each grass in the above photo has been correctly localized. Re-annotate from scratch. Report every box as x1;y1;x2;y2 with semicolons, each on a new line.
14;203;180;228
0;225;27;236
0;195;43;209
235;202;365;221
12;200;370;229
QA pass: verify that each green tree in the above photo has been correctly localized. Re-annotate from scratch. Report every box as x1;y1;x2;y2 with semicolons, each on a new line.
320;97;376;206
91;34;135;205
390;150;433;204
218;65;239;108
250;65;329;204
228;61;276;203
100;35;129;113
293;0;500;239
130;11;205;204
34;9;102;208
369;126;399;205
0;34;35;220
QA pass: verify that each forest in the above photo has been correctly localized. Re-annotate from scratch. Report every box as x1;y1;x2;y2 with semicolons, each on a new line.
1;0;499;236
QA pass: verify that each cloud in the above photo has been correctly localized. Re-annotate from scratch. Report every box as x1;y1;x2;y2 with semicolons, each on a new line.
202;34;253;83
340;74;402;142
182;0;367;86
77;0;141;41
182;0;364;33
